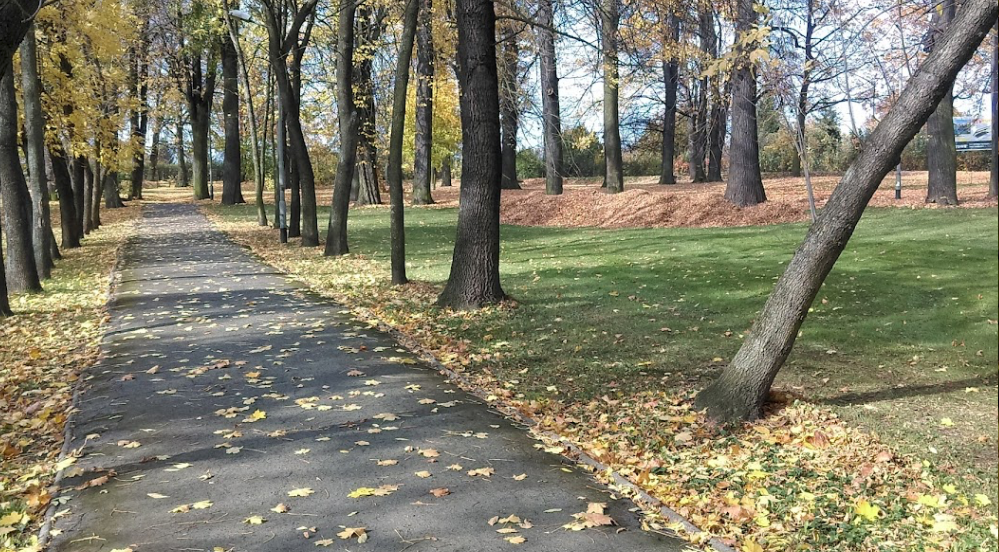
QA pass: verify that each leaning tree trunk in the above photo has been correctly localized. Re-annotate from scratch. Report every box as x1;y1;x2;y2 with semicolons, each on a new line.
412;0;435;205
991;21;998;199
725;0;767;207
50;144;80;248
659;14;679;185
288;150;301;237
0;63;42;293
926;0;958;205
325;0;360;256
221;33;245;205
387;0;419;284
19;23;53;278
601;0;624;193
437;0;506;309
499;20;521;191
538;0;563;194
277;59;319;246
695;0;998;422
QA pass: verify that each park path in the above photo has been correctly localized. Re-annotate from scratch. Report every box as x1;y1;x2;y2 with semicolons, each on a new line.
50;203;684;552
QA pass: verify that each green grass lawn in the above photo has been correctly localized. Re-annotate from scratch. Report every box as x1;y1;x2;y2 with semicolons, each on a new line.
213;201;999;501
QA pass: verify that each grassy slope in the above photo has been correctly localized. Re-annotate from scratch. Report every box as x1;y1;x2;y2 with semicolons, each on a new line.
213;200;998;500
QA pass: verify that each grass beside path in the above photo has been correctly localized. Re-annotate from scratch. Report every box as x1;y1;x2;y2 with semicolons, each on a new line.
0;204;140;551
206;197;998;551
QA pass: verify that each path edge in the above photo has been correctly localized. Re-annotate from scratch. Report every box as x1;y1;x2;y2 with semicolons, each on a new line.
36;211;141;550
202;207;736;552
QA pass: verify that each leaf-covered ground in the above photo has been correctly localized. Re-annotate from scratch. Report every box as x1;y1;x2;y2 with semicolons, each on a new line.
0;204;140;552
201;188;996;550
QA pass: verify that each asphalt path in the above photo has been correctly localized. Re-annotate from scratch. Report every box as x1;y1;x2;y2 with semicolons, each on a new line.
50;203;686;552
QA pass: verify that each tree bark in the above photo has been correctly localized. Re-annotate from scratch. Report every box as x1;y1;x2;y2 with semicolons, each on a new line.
689;79;708;182
186;53;216;200
19;22;53;278
659;14;679;185
412;0;435;205
706;93;727;182
724;0;767;207
325;0;360;256
50;144;80;248
440;156;452;187
175;116;190;187
925;0;958;205
601;0;624;193
82;160;94;234
537;0;563;194
991;22;998;199
221;30;245;205
437;0;506;309
499;20;521;190
387;0;420;284
288;148;301;237
354;5;383;206
224;11;267;224
0;63;42;293
695;0;998;422
0;0;32;82
129;27;149;200
0;220;9;314
149;114;161;181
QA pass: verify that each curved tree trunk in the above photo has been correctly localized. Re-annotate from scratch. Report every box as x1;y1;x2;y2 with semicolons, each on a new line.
724;0;766;207
695;0;997;422
437;0;506;309
601;0;624;193
19;23;53;278
325;0;360;256
925;0;958;205
387;0;420;284
538;0;563;194
221;32;245;205
412;0;435;205
0;63;42;293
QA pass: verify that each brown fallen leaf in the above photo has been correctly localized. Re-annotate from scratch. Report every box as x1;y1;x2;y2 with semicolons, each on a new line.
430;488;450;497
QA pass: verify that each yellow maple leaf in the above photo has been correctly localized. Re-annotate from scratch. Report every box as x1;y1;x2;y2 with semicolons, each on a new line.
854;499;880;523
244;515;266;525
287;487;314;497
741;539;765;552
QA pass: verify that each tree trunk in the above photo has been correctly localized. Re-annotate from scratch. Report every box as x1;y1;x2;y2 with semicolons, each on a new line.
695;0;998;422
725;0;767;207
0;63;42;293
288;149;301;237
354;5;383;206
706;96;727;182
437;0;506;309
224;12;266;224
0;0;32;82
149;115;161;181
71;154;85;237
0;221;9;314
129;32;149;200
19;23;53;278
440;156;452;187
175;117;190;187
90;157;102;228
537;0;563;194
82;161;94;234
221;32;245;205
50;144;80;248
412;0;435;205
324;0;360;256
275;56;319;245
601;0;624;193
187;54;215;200
103;171;125;208
991;22;998;199
499;20;521;191
659;15;679;185
925;0;958;205
689;81;708;182
387;0;419;284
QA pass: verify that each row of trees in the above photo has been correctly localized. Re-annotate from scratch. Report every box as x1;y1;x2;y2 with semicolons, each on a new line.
1;0;997;420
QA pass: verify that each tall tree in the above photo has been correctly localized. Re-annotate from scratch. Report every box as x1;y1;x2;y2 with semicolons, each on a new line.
499;18;522;190
20;22;54;278
223;10;266;223
354;5;384;206
705;14;726;183
925;0;958;205
324;0;359;256
49;143;80;249
220;11;245;206
0;63;42;294
175;115;190;187
388;0;420;284
261;0;320;245
437;0;506;309
695;0;998;422
183;50;217;200
659;11;680;185
600;0;624;193
129;19;151;200
537;0;563;194
412;0;435;205
724;0;767;206
0;0;32;79
991;22;998;199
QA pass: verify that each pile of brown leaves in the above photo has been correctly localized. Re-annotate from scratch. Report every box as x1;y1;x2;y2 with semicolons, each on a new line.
0;206;140;552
